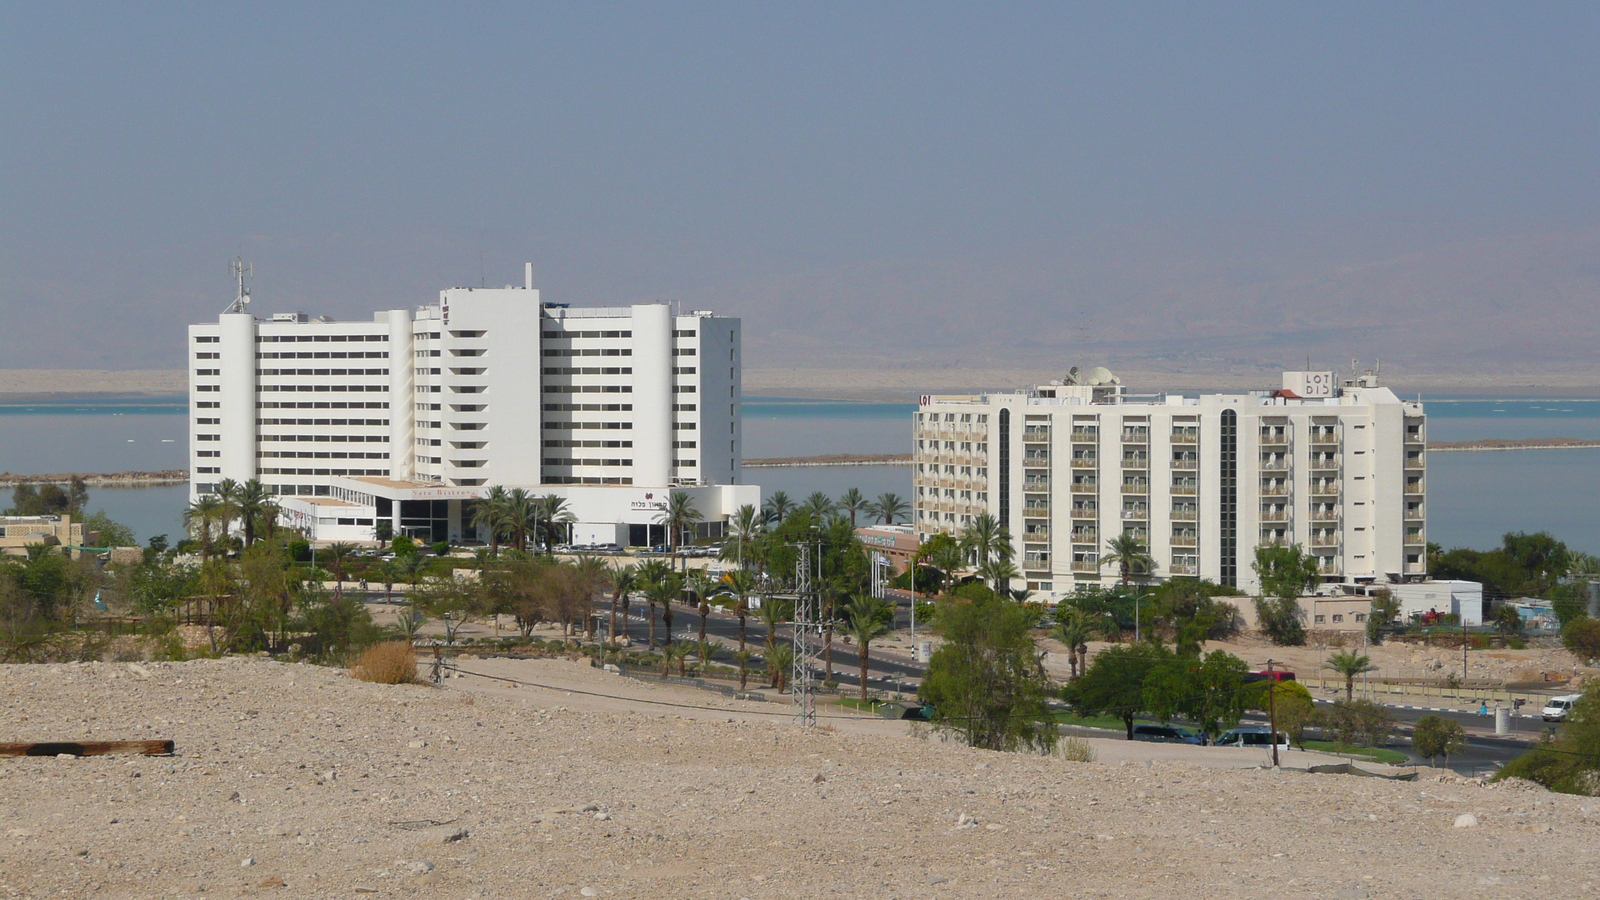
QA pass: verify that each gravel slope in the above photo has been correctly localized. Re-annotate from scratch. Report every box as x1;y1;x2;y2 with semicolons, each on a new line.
1;657;1596;899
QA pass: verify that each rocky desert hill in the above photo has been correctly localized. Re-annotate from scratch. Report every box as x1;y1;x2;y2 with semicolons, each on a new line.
2;656;1596;899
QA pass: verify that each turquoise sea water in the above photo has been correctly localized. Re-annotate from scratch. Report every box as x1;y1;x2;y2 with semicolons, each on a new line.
2;394;1597;553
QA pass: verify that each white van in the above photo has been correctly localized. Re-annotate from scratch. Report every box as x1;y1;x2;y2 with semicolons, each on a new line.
1542;694;1582;722
1214;727;1290;750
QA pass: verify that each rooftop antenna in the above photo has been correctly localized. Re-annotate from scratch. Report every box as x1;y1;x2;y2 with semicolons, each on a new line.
225;257;252;314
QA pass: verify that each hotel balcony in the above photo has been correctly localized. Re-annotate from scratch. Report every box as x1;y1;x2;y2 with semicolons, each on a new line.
1069;530;1097;545
1024;480;1051;492
1170;457;1198;470
1310;459;1341;474
1171;483;1197;496
1023;429;1050;442
1071;457;1098;468
1260;509;1290;523
1169;563;1198;576
1171;508;1198;521
1259;431;1290;447
1121;429;1149;443
1405;481;1425;495
1310;483;1340;498
1071;561;1099;573
1171;535;1197;547
1260;484;1289;496
1259;536;1290;548
1405;455;1426;470
1312;510;1341;522
1309;434;1340;448
1122;509;1149;521
1071;505;1097;518
1070;482;1097;494
1071;429;1098;442
1319;564;1343;576
1260;459;1289;471
1121;483;1149;495
1023;504;1050;518
1171;431;1198;444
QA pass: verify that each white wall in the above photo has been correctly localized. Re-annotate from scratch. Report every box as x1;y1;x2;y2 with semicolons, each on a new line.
632;304;674;487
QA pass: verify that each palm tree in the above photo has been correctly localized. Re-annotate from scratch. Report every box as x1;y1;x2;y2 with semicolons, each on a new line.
661;641;687;677
802;491;835;521
723;504;763;569
1101;532;1156;586
960;512;1013;572
234;479;272;547
1326;650;1377;702
376;559;400;604
504;488;537;552
183;494;225;558
1568;551;1600;576
762;491;794;524
1052;607;1097;679
654;491;702;570
767;643;794;692
978;557;1021;596
685;570;719;642
572;554;611;637
838;488;869;527
757;596;790;656
324;542;357;597
734;648;756;690
536;494;575;553
868;492;909;525
608;564;638;643
643;571;681;649
471;486;510;556
722;569;758;651
841;595;893;702
694;639;718;676
213;478;241;544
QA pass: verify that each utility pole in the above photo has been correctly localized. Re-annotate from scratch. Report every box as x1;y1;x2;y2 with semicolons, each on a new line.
1266;659;1280;768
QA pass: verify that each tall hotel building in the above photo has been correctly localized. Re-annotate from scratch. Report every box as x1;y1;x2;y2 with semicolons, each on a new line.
912;371;1426;598
189;265;757;544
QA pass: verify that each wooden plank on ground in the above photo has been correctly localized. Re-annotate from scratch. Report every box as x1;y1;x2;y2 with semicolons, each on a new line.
0;740;174;757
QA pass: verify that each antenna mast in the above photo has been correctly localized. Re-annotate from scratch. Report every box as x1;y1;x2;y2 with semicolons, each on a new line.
226;257;253;314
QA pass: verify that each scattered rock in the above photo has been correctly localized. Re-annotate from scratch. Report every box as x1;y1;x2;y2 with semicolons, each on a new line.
1454;814;1480;828
580;888;599;898
580;803;600;812
409;861;435;875
240;858;255;868
353;887;379;894
428;827;468;844
594;811;611;821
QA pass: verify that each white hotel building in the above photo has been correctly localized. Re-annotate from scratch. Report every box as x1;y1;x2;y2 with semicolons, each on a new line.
188;266;758;545
912;371;1427;598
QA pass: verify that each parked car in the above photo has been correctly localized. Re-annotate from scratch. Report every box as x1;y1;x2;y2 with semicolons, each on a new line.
1542;694;1583;722
1130;724;1203;745
1214;727;1290;750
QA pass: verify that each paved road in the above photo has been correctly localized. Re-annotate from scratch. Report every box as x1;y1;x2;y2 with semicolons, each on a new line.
369;590;1547;776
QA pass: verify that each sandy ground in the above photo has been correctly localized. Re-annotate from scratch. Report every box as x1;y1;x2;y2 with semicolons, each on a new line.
2;656;1597;900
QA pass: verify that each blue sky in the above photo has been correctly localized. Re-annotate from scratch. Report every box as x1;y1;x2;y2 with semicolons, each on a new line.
3;3;1597;371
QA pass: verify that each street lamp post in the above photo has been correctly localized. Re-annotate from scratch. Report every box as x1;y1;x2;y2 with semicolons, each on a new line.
1132;592;1152;643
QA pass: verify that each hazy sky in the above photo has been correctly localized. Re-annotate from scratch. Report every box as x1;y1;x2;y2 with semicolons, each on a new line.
3;3;1598;371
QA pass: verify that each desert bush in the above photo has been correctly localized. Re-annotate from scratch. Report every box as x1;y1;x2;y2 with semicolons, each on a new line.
1056;736;1096;763
1562;617;1600;664
350;641;419;684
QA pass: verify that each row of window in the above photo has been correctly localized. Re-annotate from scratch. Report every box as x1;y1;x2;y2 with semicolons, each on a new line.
257;418;389;426
253;467;389;476
257;451;391;459
542;347;632;357
257;334;388;343
258;401;388;409
543;439;633;448
258;352;388;360
541;330;633;339
257;368;389;376
541;476;634;485
542;458;633;467
543;367;632;376
256;384;387;393
544;421;633;430
543;403;634;412
259;434;388;443
543;385;633;394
